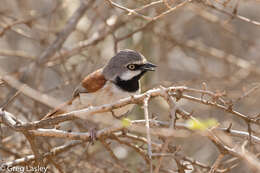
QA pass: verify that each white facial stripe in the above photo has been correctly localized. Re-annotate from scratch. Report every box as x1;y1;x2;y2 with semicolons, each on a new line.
128;60;146;65
120;70;142;80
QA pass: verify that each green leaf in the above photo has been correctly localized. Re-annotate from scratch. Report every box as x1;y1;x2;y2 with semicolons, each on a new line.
187;118;218;131
121;118;131;127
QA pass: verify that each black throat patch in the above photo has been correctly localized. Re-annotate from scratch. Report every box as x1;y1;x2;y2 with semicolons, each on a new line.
115;71;146;92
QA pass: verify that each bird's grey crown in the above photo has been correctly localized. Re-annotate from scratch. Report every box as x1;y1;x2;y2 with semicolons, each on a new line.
103;49;146;81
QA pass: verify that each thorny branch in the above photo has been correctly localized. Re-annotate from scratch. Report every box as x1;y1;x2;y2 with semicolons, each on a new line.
1;84;260;172
1;0;260;172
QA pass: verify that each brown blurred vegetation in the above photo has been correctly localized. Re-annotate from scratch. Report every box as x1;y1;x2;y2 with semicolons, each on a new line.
0;0;260;172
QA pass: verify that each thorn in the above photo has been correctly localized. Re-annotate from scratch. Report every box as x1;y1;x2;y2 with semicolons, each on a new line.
226;123;232;132
226;101;233;112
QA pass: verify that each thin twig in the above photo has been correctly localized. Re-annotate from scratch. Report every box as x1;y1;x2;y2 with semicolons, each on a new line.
36;0;95;65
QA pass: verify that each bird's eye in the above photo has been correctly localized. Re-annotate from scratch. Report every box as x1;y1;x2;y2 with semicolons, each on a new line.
127;64;136;70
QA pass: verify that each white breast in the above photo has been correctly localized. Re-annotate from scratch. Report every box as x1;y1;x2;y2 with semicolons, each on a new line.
71;81;140;119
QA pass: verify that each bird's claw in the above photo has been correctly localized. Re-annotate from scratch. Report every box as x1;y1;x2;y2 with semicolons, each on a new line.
89;128;97;145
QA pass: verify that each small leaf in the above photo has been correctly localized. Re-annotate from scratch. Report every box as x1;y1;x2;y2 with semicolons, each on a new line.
187;118;218;131
121;118;131;127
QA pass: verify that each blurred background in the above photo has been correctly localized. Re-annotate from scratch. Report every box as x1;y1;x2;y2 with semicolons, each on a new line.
0;0;260;172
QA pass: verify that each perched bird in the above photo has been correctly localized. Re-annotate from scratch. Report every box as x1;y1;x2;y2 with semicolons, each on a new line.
42;49;157;120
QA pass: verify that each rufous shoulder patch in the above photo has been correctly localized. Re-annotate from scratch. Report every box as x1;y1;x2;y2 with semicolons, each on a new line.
81;68;106;93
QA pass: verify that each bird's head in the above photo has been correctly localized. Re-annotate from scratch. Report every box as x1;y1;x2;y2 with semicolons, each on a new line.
103;49;157;82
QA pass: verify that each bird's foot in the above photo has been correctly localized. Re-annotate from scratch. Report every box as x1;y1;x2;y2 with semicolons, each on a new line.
89;128;97;145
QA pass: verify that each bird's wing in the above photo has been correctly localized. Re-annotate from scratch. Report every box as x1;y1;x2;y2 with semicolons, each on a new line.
42;68;107;120
73;68;106;97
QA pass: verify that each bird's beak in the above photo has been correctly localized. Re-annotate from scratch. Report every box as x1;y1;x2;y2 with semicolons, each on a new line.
141;62;157;71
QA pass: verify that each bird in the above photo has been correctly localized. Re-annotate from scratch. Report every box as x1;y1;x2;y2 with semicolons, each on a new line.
42;49;157;121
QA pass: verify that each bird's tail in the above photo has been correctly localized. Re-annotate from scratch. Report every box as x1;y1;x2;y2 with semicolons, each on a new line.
41;97;77;120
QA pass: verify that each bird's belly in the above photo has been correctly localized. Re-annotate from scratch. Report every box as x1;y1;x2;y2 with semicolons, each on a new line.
72;82;139;118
